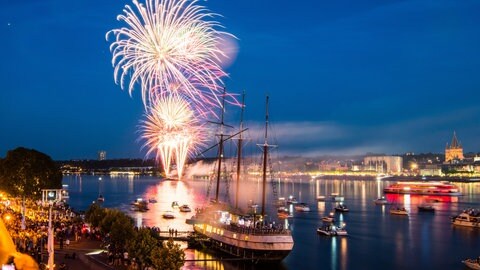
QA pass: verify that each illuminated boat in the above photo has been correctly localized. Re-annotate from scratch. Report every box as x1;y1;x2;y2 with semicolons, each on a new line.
390;206;408;216
452;209;480;228
462;258;480;270
277;206;292;219
179;204;192;212
294;203;311;212
188;96;294;261
384;181;461;196
317;223;348;236
334;203;349;212
322;212;335;223
374;196;390;205
162;211;175;219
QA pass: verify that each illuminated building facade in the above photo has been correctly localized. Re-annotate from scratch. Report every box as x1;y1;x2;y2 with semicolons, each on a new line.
445;132;464;163
98;150;107;161
364;156;403;174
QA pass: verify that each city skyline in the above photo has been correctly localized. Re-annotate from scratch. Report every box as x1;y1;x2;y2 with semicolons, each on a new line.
1;0;480;160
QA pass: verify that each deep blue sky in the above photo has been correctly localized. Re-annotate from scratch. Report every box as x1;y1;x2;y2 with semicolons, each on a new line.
1;0;480;160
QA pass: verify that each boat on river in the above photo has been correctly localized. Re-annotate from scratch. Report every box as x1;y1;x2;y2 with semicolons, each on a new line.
179;204;192;212
452;209;480;228
334;203;349;212
462;258;480;270
187;95;294;261
374;196;389;205
131;198;149;212
418;204;435;212
322;212;335;223
390;206;408;216
294;203;311;212
384;181;461;196
162;211;175;219
317;223;348;236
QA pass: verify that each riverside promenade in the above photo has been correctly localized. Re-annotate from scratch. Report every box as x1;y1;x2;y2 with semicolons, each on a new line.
51;238;115;270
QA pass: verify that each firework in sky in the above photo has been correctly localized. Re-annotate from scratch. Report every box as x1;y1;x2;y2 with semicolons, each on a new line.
139;95;206;178
107;0;238;114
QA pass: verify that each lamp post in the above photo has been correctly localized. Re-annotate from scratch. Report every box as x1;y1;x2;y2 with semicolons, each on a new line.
47;202;54;269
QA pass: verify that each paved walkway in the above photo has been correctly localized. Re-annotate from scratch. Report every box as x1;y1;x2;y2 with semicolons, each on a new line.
49;238;114;270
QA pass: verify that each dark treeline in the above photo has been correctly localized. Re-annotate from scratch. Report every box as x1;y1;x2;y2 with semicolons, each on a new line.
56;158;157;170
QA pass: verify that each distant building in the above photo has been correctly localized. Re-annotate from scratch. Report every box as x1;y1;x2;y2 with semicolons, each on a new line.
364;156;403;174
98;150;107;161
445;132;464;163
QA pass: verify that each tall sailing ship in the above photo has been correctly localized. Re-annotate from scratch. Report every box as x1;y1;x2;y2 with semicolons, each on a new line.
186;95;294;261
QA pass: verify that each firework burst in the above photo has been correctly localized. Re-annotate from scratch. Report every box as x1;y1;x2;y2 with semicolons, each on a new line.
139;95;206;178
107;0;238;113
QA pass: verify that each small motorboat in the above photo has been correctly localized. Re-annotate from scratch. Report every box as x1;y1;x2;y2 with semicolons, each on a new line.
131;198;149;212
277;207;292;219
97;194;105;203
316;195;326;201
179;204;192;212
171;201;179;208
334;204;349;212
148;198;157;203
418;204;435;212
317;223;348;236
294;203;311;212
162;211;175;219
286;195;298;205
390;206;408;216
462;258;480;270
322;212;335;223
330;193;344;202
374;196;390;205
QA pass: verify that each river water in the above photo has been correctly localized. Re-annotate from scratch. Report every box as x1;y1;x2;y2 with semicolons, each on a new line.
63;175;480;270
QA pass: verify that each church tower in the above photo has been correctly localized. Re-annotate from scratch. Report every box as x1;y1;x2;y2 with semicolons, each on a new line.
445;131;464;163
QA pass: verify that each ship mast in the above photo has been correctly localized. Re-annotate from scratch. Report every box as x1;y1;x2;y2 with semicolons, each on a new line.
214;88;227;203
235;91;245;209
261;95;270;218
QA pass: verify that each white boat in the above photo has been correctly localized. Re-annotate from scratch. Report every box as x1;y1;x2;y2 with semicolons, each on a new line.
316;195;326;201
462;258;480;270
334;204;349;212
162;211;175;219
322;212;335;223
286;195;298;205
179;204;192;212
294;203;311;212
171;201;179;208
452;209;480;228
374;196;390;205
330;193;344;202
390;206;408;216
317;223;348;236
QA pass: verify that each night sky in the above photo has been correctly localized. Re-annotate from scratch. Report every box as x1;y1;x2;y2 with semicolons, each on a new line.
1;0;479;160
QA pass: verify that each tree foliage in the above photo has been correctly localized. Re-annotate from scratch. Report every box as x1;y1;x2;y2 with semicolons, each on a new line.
0;147;62;198
151;239;185;270
127;228;160;267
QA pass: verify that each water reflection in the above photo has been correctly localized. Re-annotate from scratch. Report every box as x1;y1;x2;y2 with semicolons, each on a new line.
62;176;480;270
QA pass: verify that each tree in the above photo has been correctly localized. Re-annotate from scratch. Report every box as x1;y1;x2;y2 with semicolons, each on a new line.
84;203;106;228
0;147;62;199
127;228;159;268
151;239;185;270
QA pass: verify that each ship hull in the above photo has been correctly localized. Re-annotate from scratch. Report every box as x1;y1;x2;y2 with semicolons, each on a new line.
193;223;293;261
